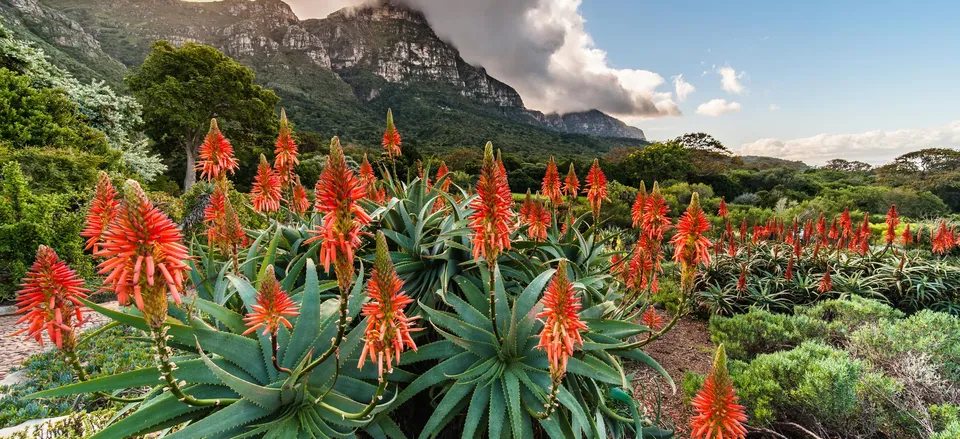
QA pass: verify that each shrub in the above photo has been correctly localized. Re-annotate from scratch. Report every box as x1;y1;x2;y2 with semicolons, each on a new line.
849;310;960;381
709;308;828;360
799;295;905;339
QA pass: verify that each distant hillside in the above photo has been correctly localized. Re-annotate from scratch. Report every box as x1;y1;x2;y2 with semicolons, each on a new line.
2;0;649;159
740;155;809;171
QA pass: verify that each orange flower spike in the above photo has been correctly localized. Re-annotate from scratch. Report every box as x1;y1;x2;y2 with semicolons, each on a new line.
819;265;833;292
197;118;239;182
542;156;563;206
933;221;952;255
468;142;516;262
435;161;451;192
527;198;551;242
520;189;534;223
96;181;190;328
584;158;608;219
12;246;89;349
204;184;245;255
382;108;402;159
901;224;913;246
717;197;728;218
736;265;747;292
641;306;663;330
785;256;795;281
536;259;588;378
358;232;420;376
243;266;299;337
690;345;748;439
563;163;579;199
306;137;371;283
631;181;648;228
671;192;712;291
250;155;282;213
273;109;299;188
290;177;311;217
641;182;671;242
81;171;119;253
885;204;899;245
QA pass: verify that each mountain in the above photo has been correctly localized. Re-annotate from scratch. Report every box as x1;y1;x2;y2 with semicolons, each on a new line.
2;0;647;158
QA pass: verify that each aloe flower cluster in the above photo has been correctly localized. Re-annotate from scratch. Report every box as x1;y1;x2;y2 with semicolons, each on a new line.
690;345;748;439
671;192;712;292
80;171;119;253
273;109;299;188
13;246;89;349
536;260;588;381
196;118;239;182
251;154;282;214
243;266;299;337
382;108;402;159
541;156;563;206
468;142;515;263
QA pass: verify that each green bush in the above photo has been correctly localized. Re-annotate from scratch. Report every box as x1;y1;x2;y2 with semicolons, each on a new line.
3;409;120;439
709;307;828;360
680;371;705;405
799;295;905;339
849;309;960;380
931;404;960;439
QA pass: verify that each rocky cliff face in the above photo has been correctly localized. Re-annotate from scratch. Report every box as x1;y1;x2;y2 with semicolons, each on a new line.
15;0;644;140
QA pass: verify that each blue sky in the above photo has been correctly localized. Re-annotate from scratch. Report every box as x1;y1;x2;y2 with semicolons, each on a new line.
579;0;960;163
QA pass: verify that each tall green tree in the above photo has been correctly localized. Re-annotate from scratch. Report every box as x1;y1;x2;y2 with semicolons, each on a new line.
620;141;693;186
126;41;279;190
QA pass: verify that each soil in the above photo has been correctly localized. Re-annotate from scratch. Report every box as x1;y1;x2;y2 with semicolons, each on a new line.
0;302;120;381
628;312;716;438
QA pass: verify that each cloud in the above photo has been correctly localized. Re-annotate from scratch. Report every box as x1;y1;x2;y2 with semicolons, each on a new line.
696;99;741;116
768;104;780;111
281;0;679;118
717;66;746;94
672;74;695;102
737;121;960;165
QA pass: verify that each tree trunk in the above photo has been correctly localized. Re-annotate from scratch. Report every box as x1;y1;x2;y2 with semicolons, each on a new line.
183;139;199;192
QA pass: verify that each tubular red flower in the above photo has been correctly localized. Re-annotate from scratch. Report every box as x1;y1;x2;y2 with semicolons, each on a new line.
542;156;563;206
641;306;663;330
818;266;833;292
81;171;119;253
736;265;747;292
243;266;299;336
526;198;551;242
204;183;245;256
901;224;913;246
933;221;953;255
671;193;712;291
885;204;899;245
717;197;728;218
197;118;239;182
273;109;299;188
690;345;748;439
785;256;794;281
12;246;89;348
358;232;420;376
250;155;282;213
631;181;647;228
468;142;516;262
520;190;534;223
96;181;189;327
563;163;579;200
435;161;451;193
584;159;608;219
305;137;371;285
536;260;588;379
290;177;311;217
641;182;671;242
382;108;402;159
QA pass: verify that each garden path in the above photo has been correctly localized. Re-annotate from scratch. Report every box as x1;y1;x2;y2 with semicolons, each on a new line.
0;301;120;381
629;313;714;437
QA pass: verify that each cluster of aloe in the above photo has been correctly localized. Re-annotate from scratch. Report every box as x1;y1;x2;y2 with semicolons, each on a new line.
28;154;676;438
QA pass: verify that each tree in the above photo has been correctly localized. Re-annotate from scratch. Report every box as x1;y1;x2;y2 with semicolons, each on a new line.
126;41;279;190
620;142;693;185
672;132;729;153
823;158;872;173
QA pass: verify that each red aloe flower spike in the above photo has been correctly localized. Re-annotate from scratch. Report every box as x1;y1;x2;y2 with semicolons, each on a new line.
468;142;516;263
563;163;579;200
641;182;672;242
197;118;239;182
818;265;833;292
243;266;299;337
382;108;402;159
584;158;608;220
204;183;245;258
273;109;299;189
785;256;794;281
736;265;747;292
739;218;748;243
631;181;648;228
828;217;839;242
885;204;899;246
717;197;728;218
672;193;712;292
542;156;563;206
290;177;311;217
250;155;282;213
933;221;952;255
12;246;89;349
520;189;534;224
901;224;913;246
305;137;371;291
96;180;190;328
536;259;588;380
816;213;827;240
642;306;663;330
435;161;451;193
526;197;551;242
359;232;421;376
81;171;119;253
690;345;748;439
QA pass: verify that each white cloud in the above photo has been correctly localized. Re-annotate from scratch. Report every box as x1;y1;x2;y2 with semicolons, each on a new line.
283;0;680;118
737;121;960;165
696;99;742;116
768;104;780;111
717;66;746;94
672;74;695;102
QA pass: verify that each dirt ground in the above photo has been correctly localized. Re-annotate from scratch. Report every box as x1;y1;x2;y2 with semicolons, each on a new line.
0;302;120;381
628;312;716;438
